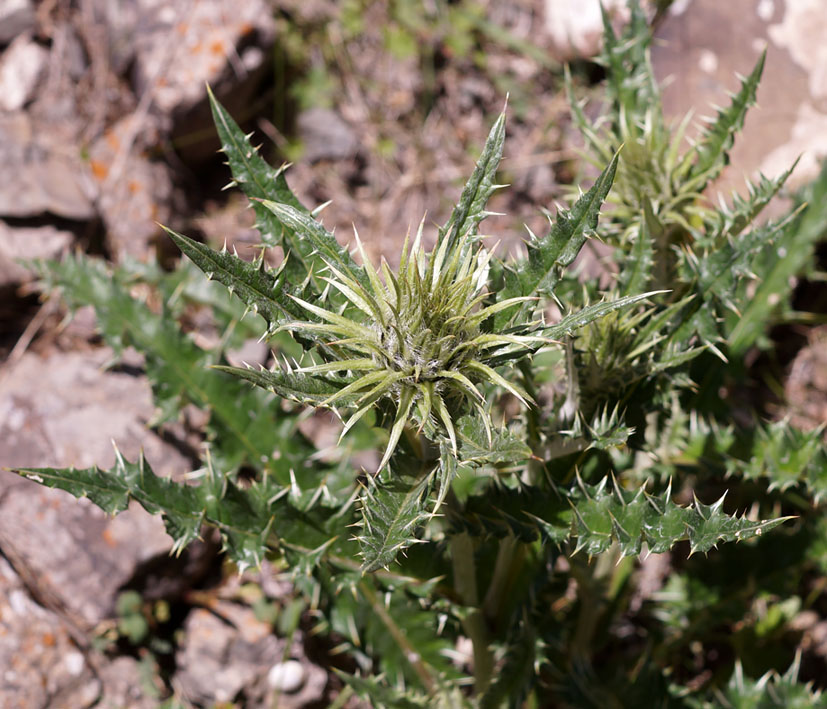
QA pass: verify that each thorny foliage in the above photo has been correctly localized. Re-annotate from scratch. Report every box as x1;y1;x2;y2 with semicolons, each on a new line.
17;2;827;706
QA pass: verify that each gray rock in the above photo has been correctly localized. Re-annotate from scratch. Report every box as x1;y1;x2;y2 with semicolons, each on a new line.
0;220;73;287
0;0;35;45
0;554;97;708
297;108;360;163
653;0;827;191
87;0;141;75
544;0;630;60
0;551;160;708
131;0;276;115
175;600;282;705
0;348;190;626
87;114;173;261
0;112;95;219
0;33;47;111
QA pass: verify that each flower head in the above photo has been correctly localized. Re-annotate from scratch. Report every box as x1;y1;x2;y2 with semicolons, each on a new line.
283;220;543;470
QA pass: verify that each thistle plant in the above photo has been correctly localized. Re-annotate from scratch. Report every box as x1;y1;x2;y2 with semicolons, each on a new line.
271;212;542;470
13;2;827;705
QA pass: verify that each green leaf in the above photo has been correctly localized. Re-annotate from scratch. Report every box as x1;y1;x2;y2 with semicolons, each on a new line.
684;418;827;502
676;214;792;348
731;420;827;497
715;657;827;708
581;406;635;451
498;153;619;321
543;291;665;341
207;87;314;285
716;162;796;239
163;226;303;333
16;452;203;558
729;161;827;353
358;455;434;573
14;450;344;570
33;254;314;478
599;0;654;122
213;364;354;405
336;673;432;709
258;200;369;293
459;476;791;557
456;415;532;467
441;109;506;252
433;441;458;518
619;200;655;296
479;618;537;709
688;50;765;184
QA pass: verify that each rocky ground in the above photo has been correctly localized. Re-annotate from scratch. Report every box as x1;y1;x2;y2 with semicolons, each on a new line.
0;0;825;707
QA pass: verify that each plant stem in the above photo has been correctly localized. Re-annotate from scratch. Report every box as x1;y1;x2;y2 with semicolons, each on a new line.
358;580;438;695
482;533;519;624
449;529;494;694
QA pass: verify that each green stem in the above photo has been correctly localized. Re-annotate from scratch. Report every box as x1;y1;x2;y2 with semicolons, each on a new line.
358;580;438;695
449;530;494;694
568;549;618;660
482;534;519;625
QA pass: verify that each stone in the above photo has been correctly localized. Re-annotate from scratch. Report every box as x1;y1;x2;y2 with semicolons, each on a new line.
0;221;74;287
0;0;35;45
0;33;48;111
0;554;90;708
297;108;360;163
175;600;282;705
0;112;95;220
0;348;191;625
267;660;306;693
653;0;827;192
543;0;629;60
785;326;827;433
131;0;276;116
87;114;173;261
0;549;161;707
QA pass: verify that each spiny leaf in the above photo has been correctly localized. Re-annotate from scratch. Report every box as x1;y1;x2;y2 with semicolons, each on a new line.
163;226;304;331
479;618;537;709
15;451;347;569
682;418;827;502
688;50;765;184
259;200;369;293
440;109;506;252
599;0;654;121
32;254;312;478
543;291;666;341
456;415;532;467
729;161;827;353
358;455;434;573
213;364;355;405
498;153;619;323
207;87;317;286
675;214;793;348
336;672;434;709
619;200;655;296
715;161;797;239
459;476;791;557
715;657;827;708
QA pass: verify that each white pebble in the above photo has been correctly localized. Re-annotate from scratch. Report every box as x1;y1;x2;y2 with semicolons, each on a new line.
64;651;85;676
267;660;306;693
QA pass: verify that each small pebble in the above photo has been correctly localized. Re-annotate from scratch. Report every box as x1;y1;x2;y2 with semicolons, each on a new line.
267;660;305;693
